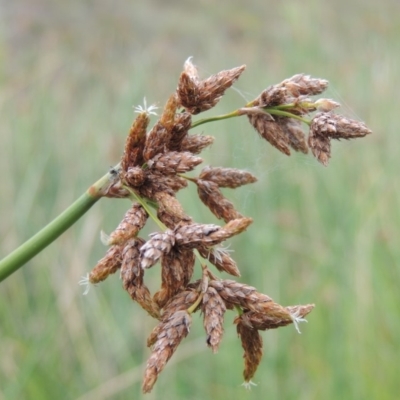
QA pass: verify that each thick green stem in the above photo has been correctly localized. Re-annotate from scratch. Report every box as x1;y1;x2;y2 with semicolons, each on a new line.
0;171;114;282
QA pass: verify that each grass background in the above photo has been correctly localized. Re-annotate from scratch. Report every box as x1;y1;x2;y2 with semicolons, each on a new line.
1;0;399;399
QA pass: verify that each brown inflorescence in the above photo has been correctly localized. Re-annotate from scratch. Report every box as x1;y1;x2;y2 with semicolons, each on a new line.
82;59;372;392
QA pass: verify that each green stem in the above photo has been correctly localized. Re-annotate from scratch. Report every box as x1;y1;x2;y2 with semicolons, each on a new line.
265;108;311;125
191;109;241;129
0;170;115;282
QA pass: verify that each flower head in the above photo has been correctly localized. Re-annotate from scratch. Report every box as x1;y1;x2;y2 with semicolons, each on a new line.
134;97;158;116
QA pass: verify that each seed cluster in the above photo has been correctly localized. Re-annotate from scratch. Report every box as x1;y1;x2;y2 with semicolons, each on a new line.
80;59;371;392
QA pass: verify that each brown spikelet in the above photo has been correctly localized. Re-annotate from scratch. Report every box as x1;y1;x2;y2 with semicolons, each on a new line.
236;320;263;383
278;118;309;154
168;112;192;151
253;85;288;107
198;246;241;277
308;130;331;166
209;279;273;313
282;74;329;97
147;289;199;348
142;310;192;393
179;134;215;154
140;230;175;269
153;248;195;308
177;59;246;114
196;179;243;222
143;121;170;162
199;166;257;188
121;238;160;318
122;166;146;188
240;303;315;331
160;93;179;131
139;173;188;199
147;151;203;174
202;286;226;353
248;114;291;155
107;203;148;245
121;112;149;170
175;218;252;249
155;191;192;229
89;244;124;284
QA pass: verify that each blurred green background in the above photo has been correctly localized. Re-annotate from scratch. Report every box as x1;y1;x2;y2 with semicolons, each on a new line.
1;0;399;399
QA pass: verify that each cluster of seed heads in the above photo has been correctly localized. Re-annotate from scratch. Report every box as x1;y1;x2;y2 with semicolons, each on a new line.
79;58;371;392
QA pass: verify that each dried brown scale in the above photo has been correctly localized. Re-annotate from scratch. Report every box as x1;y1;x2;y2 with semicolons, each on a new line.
167;112;192;151
121;112;149;170
199;166;258;188
179;134;215;154
89;244;124;284
198;246;241;277
209;279;273;313
253;85;288;107
278;118;309;154
308;131;331;166
248;113;292;156
140;230;175;269
196;179;243;222
155;191;192;229
107;203;148;245
236;320;263;383
153;248;195;309
202;286;226;353
143;122;170;162
142;310;192;393
147;151;203;174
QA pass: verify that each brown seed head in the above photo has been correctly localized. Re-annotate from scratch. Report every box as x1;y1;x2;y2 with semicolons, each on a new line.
160;93;179;131
196;179;243;222
107;203;148;245
147;151;203;174
282;74;329;97
143;121;169;162
142;310;192;393
168;112;192;151
122;166;146;188
236;320;263;383
198;246;241;277
140;230;175;269
199;166;257;188
202;286;226;353
89;244;124;284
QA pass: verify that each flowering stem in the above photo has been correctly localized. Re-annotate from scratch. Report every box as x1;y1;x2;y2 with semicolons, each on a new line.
264;108;311;125
0;170;116;282
191;109;241;128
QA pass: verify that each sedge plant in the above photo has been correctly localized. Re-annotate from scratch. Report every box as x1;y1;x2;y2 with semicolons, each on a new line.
0;58;372;392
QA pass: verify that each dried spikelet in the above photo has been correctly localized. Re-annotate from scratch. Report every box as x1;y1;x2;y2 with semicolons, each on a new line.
199;166;257;188
175;218;252;249
121;112;149;171
139;172;188;199
282;74;329;97
209;279;273;313
308;130;331;166
89;244;124;284
167;112;192;151
248;114;291;155
236;320;263;384
153;248;195;308
159;93;179;131
253;85;288;107
202;286;226;353
179;134;215;154
240;303;315;330
198;246;241;277
147;289;199;348
122;166;145;188
107;203;148;245
143;121;170;162
278;118;309;154
177;59;246;114
196;179;243;222
121;238;160;318
155;191;191;229
140;230;175;269
147;151;203;174
142;310;192;393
